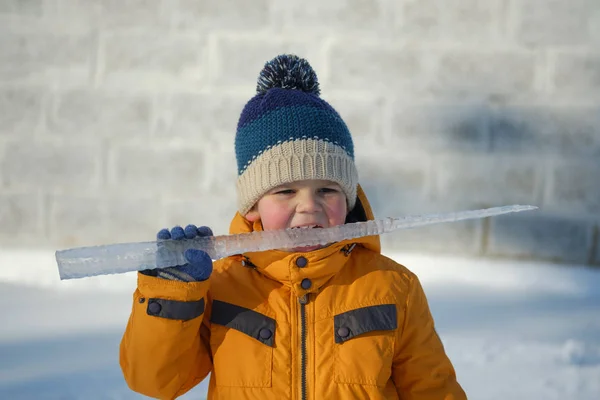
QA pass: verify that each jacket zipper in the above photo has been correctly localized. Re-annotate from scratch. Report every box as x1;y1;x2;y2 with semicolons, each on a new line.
299;294;308;400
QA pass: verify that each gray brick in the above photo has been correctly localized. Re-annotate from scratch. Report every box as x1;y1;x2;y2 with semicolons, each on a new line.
325;96;385;154
514;0;594;46
382;219;482;255
487;213;594;264
155;93;245;140
328;45;426;91
396;0;502;42
0;32;92;66
548;162;600;215
0;193;41;240
100;0;171;30
105;196;164;243
0;1;97;35
359;181;486;255
552;53;600;98
359;155;429;193
0;63;90;86
490;106;600;157
389;104;490;152
357;155;431;218
286;0;389;33
594;226;600;265
380;195;486;216
0;0;44;16
0;33;92;83
432;51;536;98
1;142;100;191
109;145;206;195
0;88;43;137
164;194;236;238
489;108;556;154
172;0;270;31
100;33;206;89
48;195;109;247
213;37;311;88
201;148;238;193
38;1;102;34
47;90;152;139
433;155;539;206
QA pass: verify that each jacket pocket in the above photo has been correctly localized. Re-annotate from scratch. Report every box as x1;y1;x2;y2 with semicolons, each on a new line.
334;304;397;387
209;300;275;388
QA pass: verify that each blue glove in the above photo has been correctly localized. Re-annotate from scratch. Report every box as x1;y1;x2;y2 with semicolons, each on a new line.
142;224;213;282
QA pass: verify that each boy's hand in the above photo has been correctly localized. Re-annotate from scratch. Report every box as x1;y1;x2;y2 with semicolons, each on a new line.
143;225;213;282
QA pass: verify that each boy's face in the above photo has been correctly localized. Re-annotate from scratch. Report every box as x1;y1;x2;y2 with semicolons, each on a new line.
245;179;348;252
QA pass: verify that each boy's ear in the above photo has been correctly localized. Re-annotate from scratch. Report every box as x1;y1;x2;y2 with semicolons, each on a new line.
245;209;260;222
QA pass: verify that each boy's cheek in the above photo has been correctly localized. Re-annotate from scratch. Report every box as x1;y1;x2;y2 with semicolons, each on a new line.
330;198;348;225
261;214;288;231
332;209;348;226
256;207;287;231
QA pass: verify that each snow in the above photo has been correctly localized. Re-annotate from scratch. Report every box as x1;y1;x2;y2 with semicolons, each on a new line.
1;249;599;399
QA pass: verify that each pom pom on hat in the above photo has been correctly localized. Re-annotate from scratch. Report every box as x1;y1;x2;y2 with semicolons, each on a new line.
256;54;321;96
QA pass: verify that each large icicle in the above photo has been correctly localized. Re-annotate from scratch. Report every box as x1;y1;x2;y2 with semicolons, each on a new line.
56;205;537;280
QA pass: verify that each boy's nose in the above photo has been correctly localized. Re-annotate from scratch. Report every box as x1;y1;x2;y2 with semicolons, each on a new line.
296;192;322;213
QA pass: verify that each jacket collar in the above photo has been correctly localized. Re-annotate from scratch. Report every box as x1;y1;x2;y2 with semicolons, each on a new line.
228;185;381;296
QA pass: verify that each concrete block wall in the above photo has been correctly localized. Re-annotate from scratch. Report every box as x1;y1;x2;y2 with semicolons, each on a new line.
0;0;599;266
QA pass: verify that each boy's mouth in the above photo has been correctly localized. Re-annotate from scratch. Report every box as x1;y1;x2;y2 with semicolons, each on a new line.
288;225;324;252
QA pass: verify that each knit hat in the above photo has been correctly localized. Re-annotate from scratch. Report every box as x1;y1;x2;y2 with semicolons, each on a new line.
235;54;358;216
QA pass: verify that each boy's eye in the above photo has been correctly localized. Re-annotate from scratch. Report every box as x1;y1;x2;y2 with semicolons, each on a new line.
275;189;294;195
319;187;338;193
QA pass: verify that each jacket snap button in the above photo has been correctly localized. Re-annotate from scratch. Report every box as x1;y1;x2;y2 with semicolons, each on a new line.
296;256;308;268
259;328;272;339
338;327;350;338
301;278;312;290
148;302;162;315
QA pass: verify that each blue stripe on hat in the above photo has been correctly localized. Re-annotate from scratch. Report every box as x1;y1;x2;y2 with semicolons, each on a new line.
235;104;354;175
237;88;338;130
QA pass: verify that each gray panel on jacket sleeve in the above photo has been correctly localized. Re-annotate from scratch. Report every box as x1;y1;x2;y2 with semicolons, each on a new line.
146;297;205;321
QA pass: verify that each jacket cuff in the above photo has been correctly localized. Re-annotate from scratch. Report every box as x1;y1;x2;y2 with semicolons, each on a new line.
137;271;210;302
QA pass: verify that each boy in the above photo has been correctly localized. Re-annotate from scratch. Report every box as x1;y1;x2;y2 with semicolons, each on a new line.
120;54;466;399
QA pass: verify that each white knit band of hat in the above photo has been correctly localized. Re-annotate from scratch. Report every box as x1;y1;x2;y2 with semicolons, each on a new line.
236;138;358;216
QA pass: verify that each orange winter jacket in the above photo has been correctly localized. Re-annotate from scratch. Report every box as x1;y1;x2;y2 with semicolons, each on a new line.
120;186;466;400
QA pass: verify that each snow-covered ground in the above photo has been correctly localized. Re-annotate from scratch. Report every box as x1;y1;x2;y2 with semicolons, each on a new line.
1;250;599;399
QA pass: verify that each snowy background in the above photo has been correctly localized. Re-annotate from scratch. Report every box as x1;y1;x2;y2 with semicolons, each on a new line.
1;251;599;399
1;1;600;399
